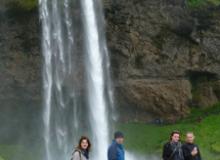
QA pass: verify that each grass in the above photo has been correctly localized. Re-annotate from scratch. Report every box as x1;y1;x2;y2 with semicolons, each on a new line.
117;103;220;160
180;103;220;122
0;145;40;160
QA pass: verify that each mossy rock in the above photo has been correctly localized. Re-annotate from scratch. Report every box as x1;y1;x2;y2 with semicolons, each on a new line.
211;142;220;153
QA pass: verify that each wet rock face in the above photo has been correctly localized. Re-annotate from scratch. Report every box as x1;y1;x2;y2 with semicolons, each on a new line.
0;8;41;105
106;0;220;79
105;0;220;122
0;4;41;141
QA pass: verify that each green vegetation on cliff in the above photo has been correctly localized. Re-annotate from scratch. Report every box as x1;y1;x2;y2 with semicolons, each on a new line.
6;0;37;11
17;0;37;10
118;103;220;160
187;0;220;7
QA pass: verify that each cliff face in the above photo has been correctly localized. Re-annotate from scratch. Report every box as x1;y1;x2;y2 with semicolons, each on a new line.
0;4;41;142
0;9;40;103
0;0;220;125
105;0;220;122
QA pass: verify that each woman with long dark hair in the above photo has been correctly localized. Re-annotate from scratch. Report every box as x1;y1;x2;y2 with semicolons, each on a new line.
71;136;91;160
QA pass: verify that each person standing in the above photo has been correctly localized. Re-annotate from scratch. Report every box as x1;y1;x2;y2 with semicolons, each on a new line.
108;131;125;160
71;136;91;160
182;132;202;160
162;130;184;160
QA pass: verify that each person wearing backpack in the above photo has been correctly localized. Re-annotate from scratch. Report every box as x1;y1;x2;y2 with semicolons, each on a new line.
162;130;184;160
71;136;91;160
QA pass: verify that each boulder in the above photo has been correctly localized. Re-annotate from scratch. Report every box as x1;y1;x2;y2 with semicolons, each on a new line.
115;79;191;122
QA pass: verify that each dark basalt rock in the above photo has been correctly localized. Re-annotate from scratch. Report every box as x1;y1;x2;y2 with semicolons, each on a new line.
105;0;220;122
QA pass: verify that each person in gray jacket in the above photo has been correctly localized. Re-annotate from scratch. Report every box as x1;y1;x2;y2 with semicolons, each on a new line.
71;136;91;160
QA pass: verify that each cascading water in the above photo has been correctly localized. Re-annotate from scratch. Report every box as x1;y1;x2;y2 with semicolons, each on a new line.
39;0;77;159
81;0;110;159
39;0;112;160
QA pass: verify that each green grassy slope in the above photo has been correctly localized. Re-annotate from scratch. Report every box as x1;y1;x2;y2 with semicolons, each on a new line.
118;104;220;160
0;145;41;160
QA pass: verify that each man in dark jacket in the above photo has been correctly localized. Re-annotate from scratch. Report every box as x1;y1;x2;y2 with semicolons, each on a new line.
108;131;125;160
162;130;184;160
182;132;202;160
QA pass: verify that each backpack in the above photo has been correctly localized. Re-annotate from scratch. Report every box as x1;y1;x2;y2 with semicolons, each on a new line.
71;149;82;160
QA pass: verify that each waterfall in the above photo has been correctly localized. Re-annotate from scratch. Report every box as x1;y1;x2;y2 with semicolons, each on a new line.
39;0;78;159
39;0;112;160
81;0;111;159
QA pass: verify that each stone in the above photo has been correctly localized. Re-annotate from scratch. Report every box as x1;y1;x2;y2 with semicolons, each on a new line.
115;79;191;122
105;0;220;121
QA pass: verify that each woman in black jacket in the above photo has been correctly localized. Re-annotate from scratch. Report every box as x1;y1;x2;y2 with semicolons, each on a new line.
182;132;202;160
162;130;184;160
